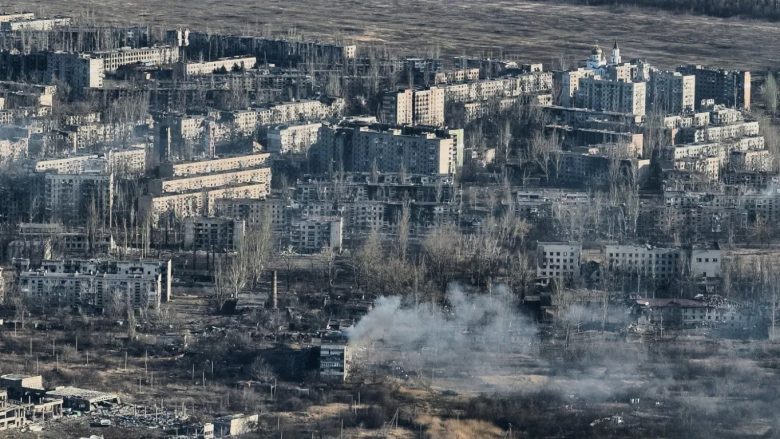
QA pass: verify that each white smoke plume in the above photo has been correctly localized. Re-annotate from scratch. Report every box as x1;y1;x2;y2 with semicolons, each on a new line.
346;285;540;392
347;284;645;396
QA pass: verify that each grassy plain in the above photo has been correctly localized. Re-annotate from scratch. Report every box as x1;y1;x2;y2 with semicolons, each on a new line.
16;0;780;70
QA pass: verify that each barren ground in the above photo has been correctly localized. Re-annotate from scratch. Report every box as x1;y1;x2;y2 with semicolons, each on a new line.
15;0;780;70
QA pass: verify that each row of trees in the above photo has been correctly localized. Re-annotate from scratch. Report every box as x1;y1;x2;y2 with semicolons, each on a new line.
568;0;780;21
350;205;534;303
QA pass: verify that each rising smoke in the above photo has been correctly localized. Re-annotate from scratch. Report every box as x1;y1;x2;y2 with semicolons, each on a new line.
347;284;645;396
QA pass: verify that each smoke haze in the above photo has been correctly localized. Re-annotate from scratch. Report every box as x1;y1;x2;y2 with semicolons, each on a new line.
347;284;647;395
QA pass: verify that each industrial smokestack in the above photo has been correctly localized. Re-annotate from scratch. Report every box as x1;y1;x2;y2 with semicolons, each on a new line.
272;270;278;309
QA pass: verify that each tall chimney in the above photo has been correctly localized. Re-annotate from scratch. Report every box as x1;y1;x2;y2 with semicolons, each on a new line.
272;270;278;309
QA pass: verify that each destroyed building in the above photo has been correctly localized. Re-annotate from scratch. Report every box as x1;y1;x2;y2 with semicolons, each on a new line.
317;329;351;382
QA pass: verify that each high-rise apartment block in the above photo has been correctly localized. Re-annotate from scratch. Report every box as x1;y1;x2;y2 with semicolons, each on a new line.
649;71;696;114
380;87;445;127
313;122;462;176
677;65;751;110
139;153;271;224
46;52;105;89
577;78;646;116
267;123;322;154
43;172;113;226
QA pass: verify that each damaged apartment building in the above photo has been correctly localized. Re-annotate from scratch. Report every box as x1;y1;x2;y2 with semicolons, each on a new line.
17;258;172;313
139;152;272;226
536;241;722;284
317;327;351;382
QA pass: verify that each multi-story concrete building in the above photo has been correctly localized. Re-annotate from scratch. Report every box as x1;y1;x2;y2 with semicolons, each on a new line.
380;87;445;127
606;244;720;279
57;121;137;151
318;330;351;381
434;68;481;84
35;155;97;174
729;149;773;172
673;156;722;181
313;122;462;176
107;145;148;175
576;78;646;116
710;106;743;125
743;190;780;223
648;71;695;114
18;258;173;311
0;81;56;109
462;94;552;121
554;68;597;106
183;217;245;251
0;136;28;164
536;242;582;280
633;296;751;329
677;65;751;110
556;148;650;187
0;374;63;423
159;152;270;177
267;122;322;154
140;183;270;224
173;56;256;76
152;113;216;163
605;244;682;280
43;172;113;225
7;222;115;260
150;167;271;195
690;244;722;278
680;120;760;144
92;45;180;73
214;197;288;231
0;16;70;31
289;216;343;253
255;98;345;126
343;44;357;60
35;145;146;176
442;71;553;104
46;52;105;89
0;12;35;22
140;153;271;224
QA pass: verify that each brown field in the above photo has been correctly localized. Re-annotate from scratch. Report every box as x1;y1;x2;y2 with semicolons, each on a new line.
14;0;780;70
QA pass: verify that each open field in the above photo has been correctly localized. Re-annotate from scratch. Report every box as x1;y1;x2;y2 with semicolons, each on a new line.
16;0;780;70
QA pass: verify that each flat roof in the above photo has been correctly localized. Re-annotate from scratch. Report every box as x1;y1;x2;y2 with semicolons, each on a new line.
0;373;44;382
47;386;118;402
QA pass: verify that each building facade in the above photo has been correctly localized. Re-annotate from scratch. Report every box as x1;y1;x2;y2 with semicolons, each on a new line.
380;87;445;127
18;258;173;311
577;78;646;116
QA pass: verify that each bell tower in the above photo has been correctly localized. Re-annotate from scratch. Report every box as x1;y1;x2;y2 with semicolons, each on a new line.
610;40;622;65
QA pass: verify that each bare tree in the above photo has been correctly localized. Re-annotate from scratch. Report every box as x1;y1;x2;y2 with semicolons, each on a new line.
213;251;249;312
763;72;778;117
397;201;411;262
354;227;383;291
244;210;274;290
